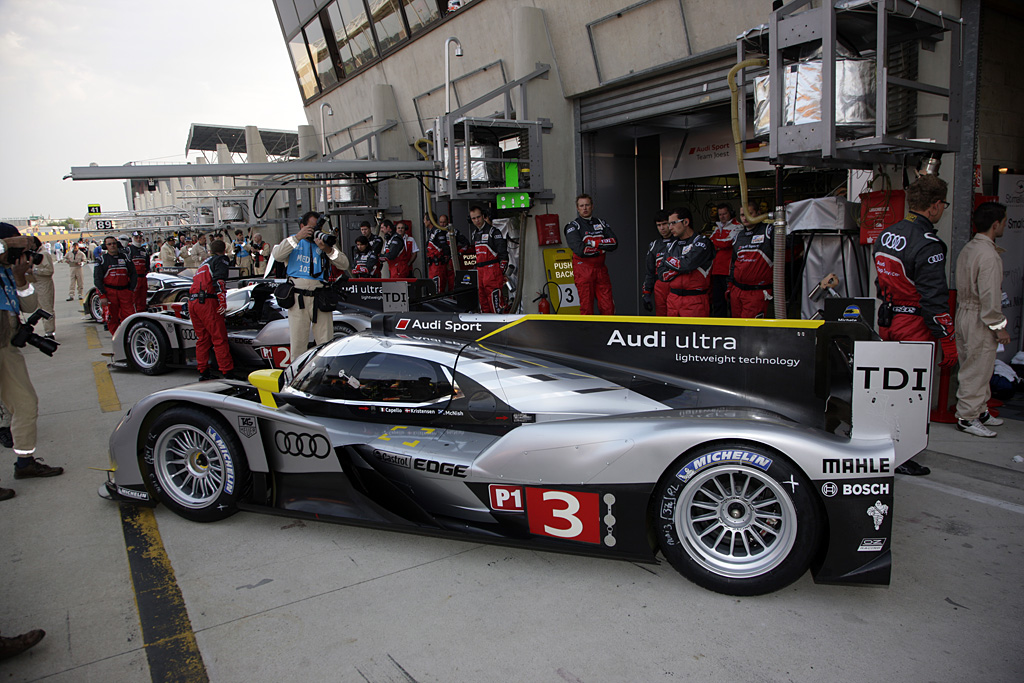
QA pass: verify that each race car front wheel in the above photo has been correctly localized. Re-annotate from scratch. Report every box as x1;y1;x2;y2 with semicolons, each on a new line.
87;291;104;323
126;320;170;375
653;442;821;596
143;407;250;522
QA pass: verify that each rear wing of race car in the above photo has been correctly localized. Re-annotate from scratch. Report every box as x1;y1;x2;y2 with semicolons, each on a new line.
372;313;933;462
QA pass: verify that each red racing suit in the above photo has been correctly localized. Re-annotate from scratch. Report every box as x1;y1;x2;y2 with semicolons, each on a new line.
426;226;455;292
473;223;508;314
350;250;379;278
189;254;233;374
642;236;672;316
729;223;774;318
94;251;137;336
710;218;742;316
658;233;714;317
125;243;150;313
565;215;617;315
380;233;409;278
873;211;955;344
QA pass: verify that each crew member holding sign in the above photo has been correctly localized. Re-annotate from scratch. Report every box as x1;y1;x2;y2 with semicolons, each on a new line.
272;212;349;361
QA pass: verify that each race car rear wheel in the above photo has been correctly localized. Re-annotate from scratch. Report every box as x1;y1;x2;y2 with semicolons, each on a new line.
653;443;820;596
143;407;249;522
126;320;169;375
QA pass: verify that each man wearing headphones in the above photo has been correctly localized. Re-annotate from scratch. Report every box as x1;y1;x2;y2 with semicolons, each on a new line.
272;212;350;361
470;206;508;313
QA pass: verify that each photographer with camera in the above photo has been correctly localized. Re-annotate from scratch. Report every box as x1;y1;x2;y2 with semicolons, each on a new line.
0;223;64;499
24;238;55;340
94;235;137;337
271;211;349;361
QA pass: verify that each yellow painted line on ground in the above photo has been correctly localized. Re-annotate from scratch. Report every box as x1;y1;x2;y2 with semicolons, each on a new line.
93;360;121;412
85;325;102;349
120;505;209;682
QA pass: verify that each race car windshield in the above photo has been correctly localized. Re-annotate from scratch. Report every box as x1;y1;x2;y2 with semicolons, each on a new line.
289;351;454;405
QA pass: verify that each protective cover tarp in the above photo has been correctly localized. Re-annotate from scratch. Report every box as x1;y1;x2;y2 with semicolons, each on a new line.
787;196;861;233
754;59;876;137
800;234;871;320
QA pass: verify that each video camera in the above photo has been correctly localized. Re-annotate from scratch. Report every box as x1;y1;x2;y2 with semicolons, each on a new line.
312;215;338;248
12;309;58;356
0;238;43;267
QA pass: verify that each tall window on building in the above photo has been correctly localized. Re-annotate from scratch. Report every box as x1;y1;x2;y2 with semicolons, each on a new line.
275;0;456;103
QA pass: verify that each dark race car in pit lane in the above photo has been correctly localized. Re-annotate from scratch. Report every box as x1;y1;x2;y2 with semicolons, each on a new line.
109;280;371;375
84;272;193;323
101;314;932;595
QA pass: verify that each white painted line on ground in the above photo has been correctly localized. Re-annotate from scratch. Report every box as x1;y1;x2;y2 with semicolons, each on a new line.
903;477;1024;515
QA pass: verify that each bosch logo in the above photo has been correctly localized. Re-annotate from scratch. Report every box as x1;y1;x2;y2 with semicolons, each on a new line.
821;482;838;497
274;431;331;459
879;233;906;251
927;253;944;264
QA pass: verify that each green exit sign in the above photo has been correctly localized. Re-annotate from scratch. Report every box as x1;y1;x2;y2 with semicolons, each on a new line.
497;192;530;209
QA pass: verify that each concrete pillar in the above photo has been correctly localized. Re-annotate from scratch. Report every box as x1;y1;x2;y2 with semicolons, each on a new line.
513;6;574;313
214;143;233;190
245;126;268;163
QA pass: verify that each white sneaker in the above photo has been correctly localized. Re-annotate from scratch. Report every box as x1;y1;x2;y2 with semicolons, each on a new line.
957;418;997;438
979;412;1004;427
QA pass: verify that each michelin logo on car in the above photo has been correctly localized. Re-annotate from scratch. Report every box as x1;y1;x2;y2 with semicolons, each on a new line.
675;449;773;482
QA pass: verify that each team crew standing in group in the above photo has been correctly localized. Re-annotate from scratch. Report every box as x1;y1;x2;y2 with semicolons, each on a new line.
470;206;509;314
64;241;87;300
954;202;1011;438
272;211;350;361
657;208;714;317
641;211;672;316
249;233;271;276
189;233;209;269
729;201;774;319
159;237;178;270
872;173;956;476
94;235;137;336
232;230;252;277
710;203;742;316
125;231;150;314
565;194;617;315
189;240;240;381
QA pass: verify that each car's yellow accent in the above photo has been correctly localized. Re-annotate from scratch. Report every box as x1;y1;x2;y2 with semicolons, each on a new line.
249;369;283;408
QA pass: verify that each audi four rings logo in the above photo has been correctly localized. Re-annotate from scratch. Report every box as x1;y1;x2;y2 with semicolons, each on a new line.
274;431;331;459
927;253;944;264
879;233;906;251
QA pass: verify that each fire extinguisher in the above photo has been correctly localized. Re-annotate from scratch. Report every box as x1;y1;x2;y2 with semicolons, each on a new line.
533;281;554;314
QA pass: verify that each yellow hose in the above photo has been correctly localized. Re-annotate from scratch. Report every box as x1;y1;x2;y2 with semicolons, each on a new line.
415;138;460;267
727;58;770;225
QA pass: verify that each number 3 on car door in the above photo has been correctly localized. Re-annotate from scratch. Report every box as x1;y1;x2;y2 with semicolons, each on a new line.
526;488;600;544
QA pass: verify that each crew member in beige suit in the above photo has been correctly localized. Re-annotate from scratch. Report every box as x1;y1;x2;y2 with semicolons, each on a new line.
954;201;1011;438
65;242;87;300
24;239;55;339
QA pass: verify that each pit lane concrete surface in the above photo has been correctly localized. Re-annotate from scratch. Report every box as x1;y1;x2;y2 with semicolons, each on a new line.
2;267;1023;683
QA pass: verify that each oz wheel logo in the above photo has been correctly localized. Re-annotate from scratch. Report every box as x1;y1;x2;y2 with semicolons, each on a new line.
821;482;838;497
274;431;331;459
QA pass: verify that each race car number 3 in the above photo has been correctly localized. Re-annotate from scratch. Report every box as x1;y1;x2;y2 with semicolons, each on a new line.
526;488;600;544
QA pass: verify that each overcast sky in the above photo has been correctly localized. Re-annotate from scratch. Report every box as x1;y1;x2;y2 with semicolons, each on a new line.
0;0;307;220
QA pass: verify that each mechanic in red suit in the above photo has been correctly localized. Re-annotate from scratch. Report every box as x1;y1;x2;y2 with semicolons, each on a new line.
729;201;774;319
378;220;409;278
189;240;237;381
565;194;617;315
125;231;150;313
872;173;956;476
426;213;456;293
470;206;508;313
710;203;742;316
641;211;672;316
657;207;714;317
93;235;137;336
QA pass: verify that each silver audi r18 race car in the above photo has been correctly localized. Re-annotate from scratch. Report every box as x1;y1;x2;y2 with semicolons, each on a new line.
101;313;932;595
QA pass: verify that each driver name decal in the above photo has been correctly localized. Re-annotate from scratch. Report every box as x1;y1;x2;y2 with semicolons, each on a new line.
676;450;773;482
